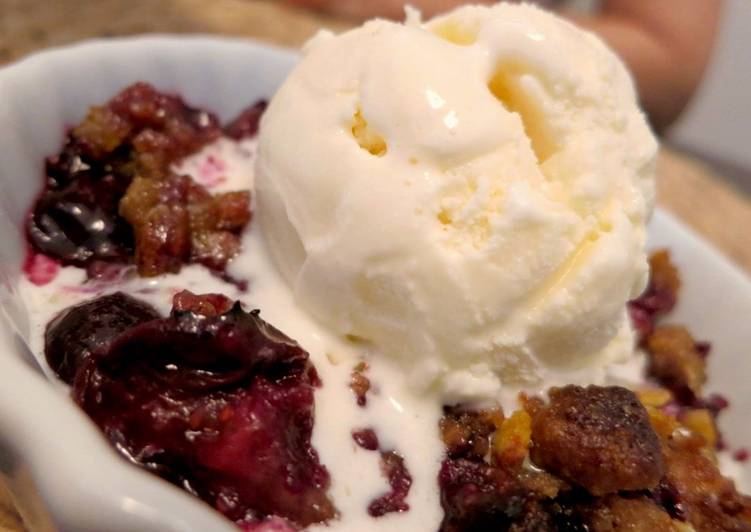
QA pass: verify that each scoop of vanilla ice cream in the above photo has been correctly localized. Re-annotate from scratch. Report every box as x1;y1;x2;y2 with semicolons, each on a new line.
255;3;657;400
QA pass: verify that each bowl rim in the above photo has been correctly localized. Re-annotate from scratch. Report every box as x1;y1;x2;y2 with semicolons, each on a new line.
0;34;303;532
0;33;749;532
0;33;299;74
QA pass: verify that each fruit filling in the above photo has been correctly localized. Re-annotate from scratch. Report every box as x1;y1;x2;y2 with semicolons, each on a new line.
47;291;335;529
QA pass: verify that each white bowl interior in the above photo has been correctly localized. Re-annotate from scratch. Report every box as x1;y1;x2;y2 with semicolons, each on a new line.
0;35;749;532
0;36;297;532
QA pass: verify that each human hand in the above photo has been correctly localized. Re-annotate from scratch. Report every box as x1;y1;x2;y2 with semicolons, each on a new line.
284;0;493;20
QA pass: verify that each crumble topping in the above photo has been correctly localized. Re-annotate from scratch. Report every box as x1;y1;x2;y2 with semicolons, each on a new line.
645;325;708;403
437;251;751;531
629;249;681;338
530;385;664;496
350;361;371;407
27;83;260;278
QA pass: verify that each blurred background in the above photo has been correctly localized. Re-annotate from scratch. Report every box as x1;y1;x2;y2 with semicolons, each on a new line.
2;0;749;191
668;0;751;195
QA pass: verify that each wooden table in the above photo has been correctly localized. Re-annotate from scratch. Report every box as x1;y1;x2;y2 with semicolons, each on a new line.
1;1;750;530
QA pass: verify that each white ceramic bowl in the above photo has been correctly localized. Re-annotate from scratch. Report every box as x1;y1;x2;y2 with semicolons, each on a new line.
0;36;748;532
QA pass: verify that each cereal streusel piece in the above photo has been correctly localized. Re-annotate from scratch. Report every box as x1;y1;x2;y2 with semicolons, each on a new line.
583;495;682;532
629;250;681;338
440;406;504;461
119;174;250;275
663;433;751;531
492;409;531;470
350;361;371;406
530;385;664;495
645;325;707;402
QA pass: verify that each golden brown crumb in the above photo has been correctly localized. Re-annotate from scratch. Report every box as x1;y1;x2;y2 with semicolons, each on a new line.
530;386;664;496
645;325;706;399
119;175;250;276
680;409;718;450
649;250;681;301
350;361;371;406
584;495;683;532
492;409;531;469
637;387;674;408
441;406;503;460
664;434;751;531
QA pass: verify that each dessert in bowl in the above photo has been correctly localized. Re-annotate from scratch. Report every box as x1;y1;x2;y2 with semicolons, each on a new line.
0;4;750;532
